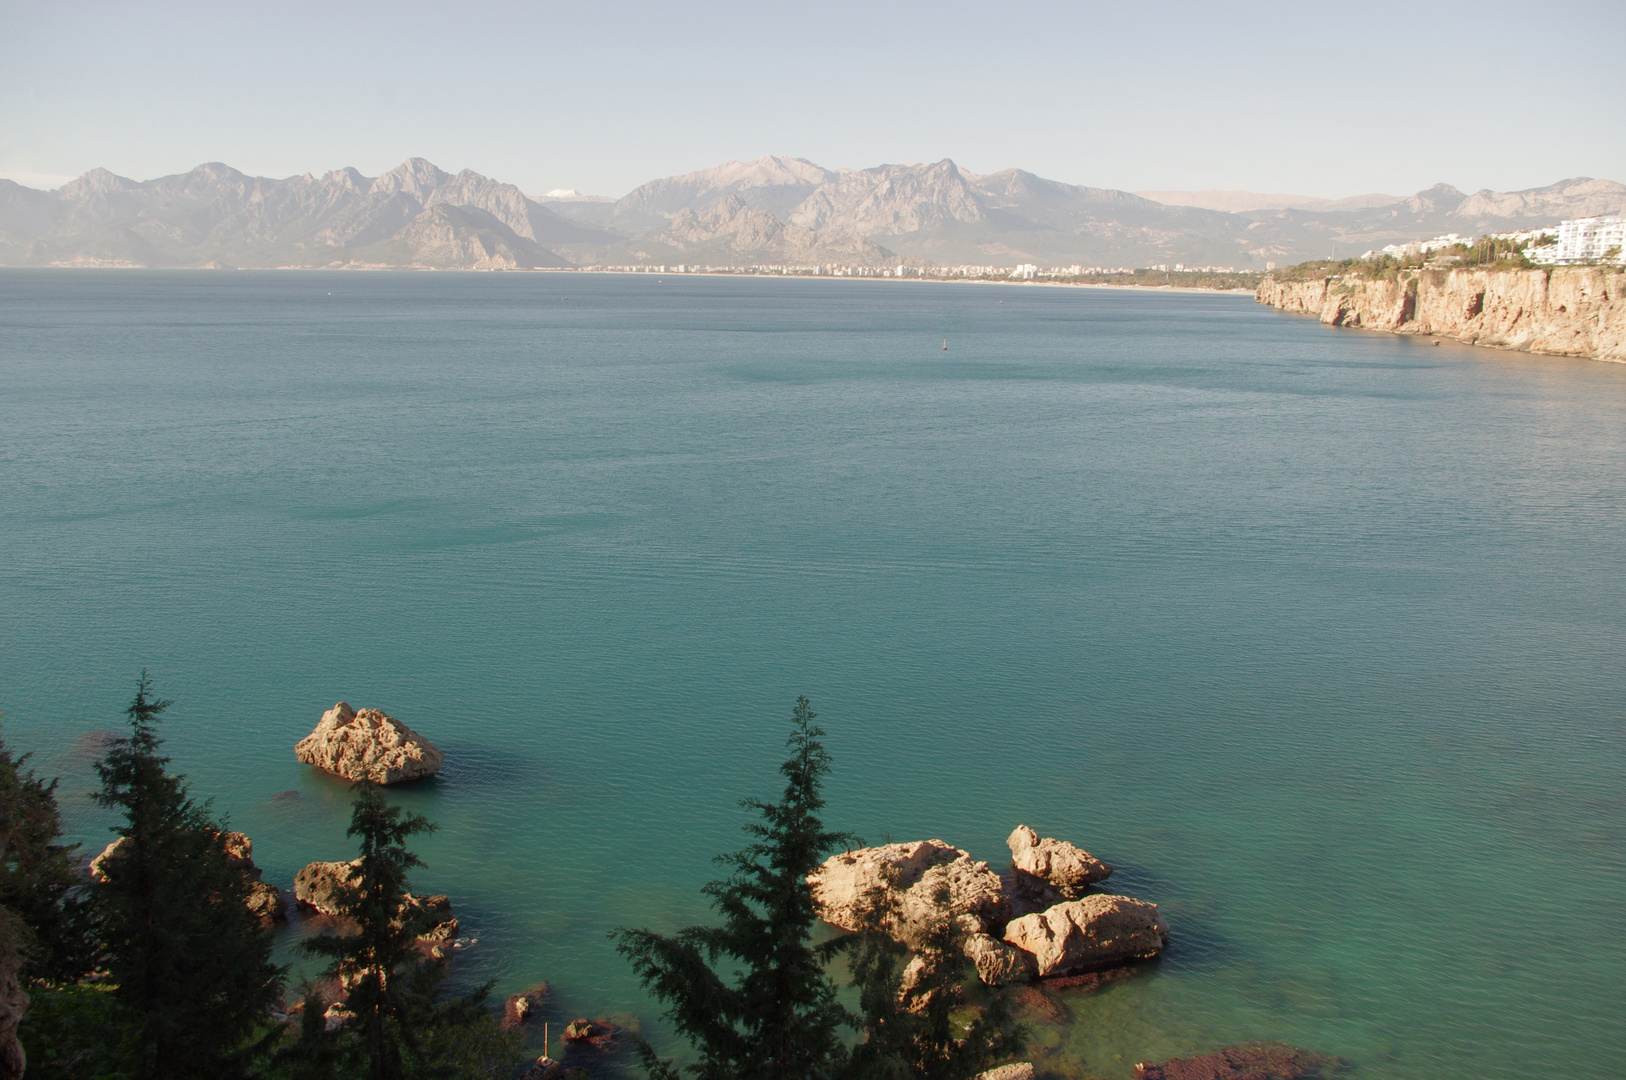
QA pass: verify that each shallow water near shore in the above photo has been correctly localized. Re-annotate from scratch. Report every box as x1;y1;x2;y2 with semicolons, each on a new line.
2;270;1624;1079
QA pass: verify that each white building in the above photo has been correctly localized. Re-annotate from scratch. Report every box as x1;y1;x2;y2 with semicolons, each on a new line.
1530;216;1626;265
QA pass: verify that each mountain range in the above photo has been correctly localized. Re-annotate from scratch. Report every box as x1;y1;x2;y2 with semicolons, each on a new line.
3;155;1623;271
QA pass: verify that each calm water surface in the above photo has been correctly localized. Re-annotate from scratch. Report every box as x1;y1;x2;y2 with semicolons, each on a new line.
1;271;1623;1078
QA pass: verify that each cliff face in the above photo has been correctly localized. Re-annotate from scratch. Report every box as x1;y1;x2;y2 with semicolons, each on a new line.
1256;267;1626;363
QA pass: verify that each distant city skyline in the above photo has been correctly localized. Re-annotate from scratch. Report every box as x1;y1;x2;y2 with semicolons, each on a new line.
3;0;1622;199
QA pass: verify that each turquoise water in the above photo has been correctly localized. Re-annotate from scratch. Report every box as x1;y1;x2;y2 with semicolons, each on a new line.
1;270;1623;1078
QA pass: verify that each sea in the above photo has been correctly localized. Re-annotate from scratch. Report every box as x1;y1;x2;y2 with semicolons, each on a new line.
1;269;1622;1079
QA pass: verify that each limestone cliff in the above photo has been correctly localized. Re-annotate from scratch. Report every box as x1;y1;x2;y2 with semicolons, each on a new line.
1256;267;1625;363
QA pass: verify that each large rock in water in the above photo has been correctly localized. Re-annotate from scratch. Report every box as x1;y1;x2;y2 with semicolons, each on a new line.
295;702;443;784
1007;824;1112;901
1002;894;1168;977
808;840;1010;945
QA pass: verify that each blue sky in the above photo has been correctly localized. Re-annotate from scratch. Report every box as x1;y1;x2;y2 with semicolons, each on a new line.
3;0;1622;198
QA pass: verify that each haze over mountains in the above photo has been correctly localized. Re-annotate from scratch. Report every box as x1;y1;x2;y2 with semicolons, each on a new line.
3;155;1623;271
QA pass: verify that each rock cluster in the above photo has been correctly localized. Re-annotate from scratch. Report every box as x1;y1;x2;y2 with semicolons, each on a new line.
293;859;458;953
810;826;1166;986
92;830;286;925
294;702;444;785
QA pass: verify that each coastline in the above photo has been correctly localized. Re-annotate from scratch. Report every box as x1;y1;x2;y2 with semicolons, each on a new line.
3;264;1258;295
1255;265;1626;363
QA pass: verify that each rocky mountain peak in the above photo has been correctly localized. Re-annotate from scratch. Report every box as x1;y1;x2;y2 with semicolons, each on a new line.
789;158;983;235
369;157;453;199
58;168;139;198
322;167;371;193
1453;177;1626;221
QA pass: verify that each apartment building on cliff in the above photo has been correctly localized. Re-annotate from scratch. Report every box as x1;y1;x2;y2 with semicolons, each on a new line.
1530;216;1626;265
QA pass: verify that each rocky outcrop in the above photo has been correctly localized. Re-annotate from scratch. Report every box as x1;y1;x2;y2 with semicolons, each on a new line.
295;702;444;784
502;983;549;1033
975;1066;1035;1080
1002;894;1168;977
1134;1043;1345;1080
813;834;1168;986
293;859;361;914
1256;267;1626;362
562;1018;620;1049
293;859;458;948
964;931;1038;986
1007;824;1112;902
93;830;286;924
809;840;1010;945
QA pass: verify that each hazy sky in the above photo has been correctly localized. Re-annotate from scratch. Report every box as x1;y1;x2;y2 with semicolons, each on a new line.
4;0;1623;198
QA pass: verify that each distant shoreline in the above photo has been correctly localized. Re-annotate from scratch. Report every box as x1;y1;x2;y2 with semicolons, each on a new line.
3;265;1258;295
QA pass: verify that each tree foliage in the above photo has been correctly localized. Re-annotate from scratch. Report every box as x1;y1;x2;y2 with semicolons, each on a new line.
0;720;93;984
844;883;1022;1080
614;697;854;1080
299;781;519;1080
92;671;284;1079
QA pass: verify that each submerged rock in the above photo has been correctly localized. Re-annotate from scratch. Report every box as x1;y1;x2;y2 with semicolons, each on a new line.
1007;824;1112;901
1002;894;1167;977
562;1017;620;1049
295;702;444;784
974;1065;1035;1080
502;983;549;1033
808;839;1010;944
521;1058;589;1080
1134;1043;1345;1080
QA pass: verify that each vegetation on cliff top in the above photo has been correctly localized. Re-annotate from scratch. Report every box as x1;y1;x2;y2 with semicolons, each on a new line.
1269;236;1555;283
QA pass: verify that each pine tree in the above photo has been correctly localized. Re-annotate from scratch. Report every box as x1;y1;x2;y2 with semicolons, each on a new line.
303;781;518;1080
303;780;435;1080
0;719;93;985
92;672;284;1079
614;697;853;1080
842;886;1023;1080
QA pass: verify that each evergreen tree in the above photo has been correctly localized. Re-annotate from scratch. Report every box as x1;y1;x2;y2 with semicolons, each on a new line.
92;672;284;1080
302;781;518;1080
614;697;853;1080
842;886;1022;1080
303;781;435;1080
273;982;346;1080
0;719;93;984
